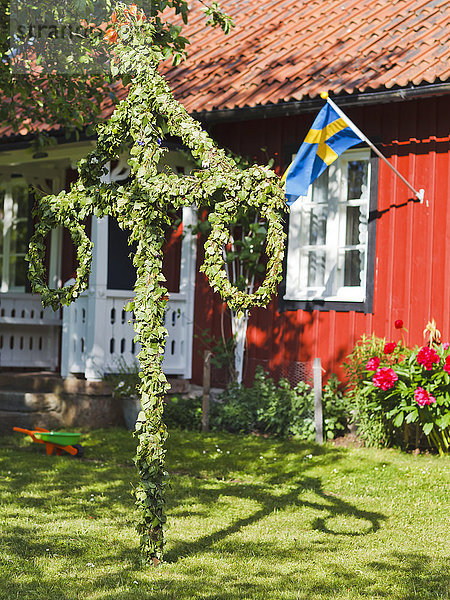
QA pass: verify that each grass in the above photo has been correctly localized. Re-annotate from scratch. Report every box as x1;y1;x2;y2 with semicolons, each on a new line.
0;428;449;600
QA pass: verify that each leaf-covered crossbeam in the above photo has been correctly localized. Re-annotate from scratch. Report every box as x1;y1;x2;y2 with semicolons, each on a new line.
26;3;287;563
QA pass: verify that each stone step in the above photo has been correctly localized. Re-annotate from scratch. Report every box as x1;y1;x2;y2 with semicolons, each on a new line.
0;372;190;435
167;378;189;395
0;372;60;393
0;372;188;395
0;390;60;412
0;389;124;435
0;372;112;395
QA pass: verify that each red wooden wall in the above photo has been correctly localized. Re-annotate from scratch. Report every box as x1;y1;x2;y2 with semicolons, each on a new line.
190;95;450;385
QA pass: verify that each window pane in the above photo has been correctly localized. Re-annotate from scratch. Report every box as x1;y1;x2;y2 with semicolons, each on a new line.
347;160;368;200
285;149;371;302
10;222;28;254
0;189;4;255
307;250;326;287
346;206;361;245
309;206;327;245
11;255;27;288
12;184;29;219
344;249;361;287
311;169;328;203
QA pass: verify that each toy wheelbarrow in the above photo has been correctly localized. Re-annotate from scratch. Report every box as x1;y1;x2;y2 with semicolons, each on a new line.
13;427;84;457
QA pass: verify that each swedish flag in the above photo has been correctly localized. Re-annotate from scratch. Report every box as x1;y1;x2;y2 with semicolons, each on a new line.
284;101;364;205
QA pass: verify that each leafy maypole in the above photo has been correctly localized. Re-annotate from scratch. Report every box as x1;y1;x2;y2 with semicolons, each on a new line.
27;4;286;564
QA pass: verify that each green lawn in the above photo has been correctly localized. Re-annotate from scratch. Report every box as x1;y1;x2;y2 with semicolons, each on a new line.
0;428;448;600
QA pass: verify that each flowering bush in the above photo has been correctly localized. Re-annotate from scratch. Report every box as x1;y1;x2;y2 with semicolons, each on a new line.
416;346;440;370
366;357;380;371
349;322;450;454
444;356;450;375
383;342;397;354
414;387;436;407
372;367;398;391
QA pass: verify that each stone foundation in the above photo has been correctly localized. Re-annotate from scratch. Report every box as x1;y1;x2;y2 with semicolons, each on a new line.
0;372;190;434
0;373;124;434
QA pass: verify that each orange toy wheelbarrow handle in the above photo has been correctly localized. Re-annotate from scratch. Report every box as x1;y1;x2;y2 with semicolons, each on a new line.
13;427;47;444
12;427;78;456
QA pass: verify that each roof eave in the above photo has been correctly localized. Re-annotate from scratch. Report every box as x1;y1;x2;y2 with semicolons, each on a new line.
193;82;450;123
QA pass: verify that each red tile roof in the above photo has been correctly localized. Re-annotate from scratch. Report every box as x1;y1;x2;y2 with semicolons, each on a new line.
163;0;449;113
1;0;448;138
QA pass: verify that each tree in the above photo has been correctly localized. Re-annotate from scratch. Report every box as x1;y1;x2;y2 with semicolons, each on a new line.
196;185;272;384
26;4;286;564
0;0;232;144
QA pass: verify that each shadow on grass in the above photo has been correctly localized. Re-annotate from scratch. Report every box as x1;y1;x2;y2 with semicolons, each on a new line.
301;552;450;600
1;432;448;600
90;551;449;600
164;471;386;563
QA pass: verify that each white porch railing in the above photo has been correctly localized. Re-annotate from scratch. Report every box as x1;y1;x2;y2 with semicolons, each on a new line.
61;204;197;381
61;291;192;379
0;293;61;370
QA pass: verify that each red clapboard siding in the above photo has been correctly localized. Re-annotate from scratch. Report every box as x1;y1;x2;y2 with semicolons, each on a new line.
190;95;450;385
162;217;182;293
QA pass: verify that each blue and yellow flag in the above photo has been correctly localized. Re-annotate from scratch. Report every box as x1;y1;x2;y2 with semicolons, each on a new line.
284;101;363;205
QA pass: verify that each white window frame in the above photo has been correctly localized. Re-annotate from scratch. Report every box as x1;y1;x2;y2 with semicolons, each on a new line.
284;148;371;304
0;176;30;293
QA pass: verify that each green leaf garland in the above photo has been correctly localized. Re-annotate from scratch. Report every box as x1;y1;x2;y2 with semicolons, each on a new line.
26;7;287;563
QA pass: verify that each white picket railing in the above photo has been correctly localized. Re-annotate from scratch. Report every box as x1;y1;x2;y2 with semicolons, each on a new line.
61;291;191;379
61;204;197;381
0;293;61;369
0;156;197;379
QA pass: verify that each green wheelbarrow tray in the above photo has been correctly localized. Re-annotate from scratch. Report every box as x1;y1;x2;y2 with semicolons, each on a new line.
13;427;83;456
35;432;81;445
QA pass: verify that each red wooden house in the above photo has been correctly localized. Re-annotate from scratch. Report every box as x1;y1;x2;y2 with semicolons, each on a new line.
1;0;449;392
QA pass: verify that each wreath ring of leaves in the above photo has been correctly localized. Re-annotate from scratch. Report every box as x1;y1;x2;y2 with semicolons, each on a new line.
27;198;94;311
201;168;286;312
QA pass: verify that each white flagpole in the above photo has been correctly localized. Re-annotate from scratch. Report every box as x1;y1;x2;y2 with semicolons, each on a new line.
321;92;425;204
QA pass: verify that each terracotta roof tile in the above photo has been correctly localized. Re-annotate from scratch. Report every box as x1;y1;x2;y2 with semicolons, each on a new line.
1;0;449;139
160;0;449;113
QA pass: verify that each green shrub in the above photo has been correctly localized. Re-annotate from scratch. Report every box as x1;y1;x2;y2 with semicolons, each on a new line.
103;360;350;441
210;367;349;441
322;374;351;439
342;334;399;448
164;395;203;431
257;377;311;437
209;380;264;434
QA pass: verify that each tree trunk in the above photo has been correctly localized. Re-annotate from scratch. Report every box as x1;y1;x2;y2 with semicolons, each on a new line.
231;310;249;384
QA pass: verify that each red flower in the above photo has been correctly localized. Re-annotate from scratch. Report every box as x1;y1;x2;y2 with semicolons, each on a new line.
444;355;450;375
366;357;380;371
384;342;397;354
394;319;404;329
417;346;440;370
103;28;117;43
120;4;147;24
128;3;138;17
414;387;436;407
372;367;398;391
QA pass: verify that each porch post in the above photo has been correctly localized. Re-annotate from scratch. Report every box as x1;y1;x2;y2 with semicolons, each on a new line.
84;165;111;381
178;206;197;379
